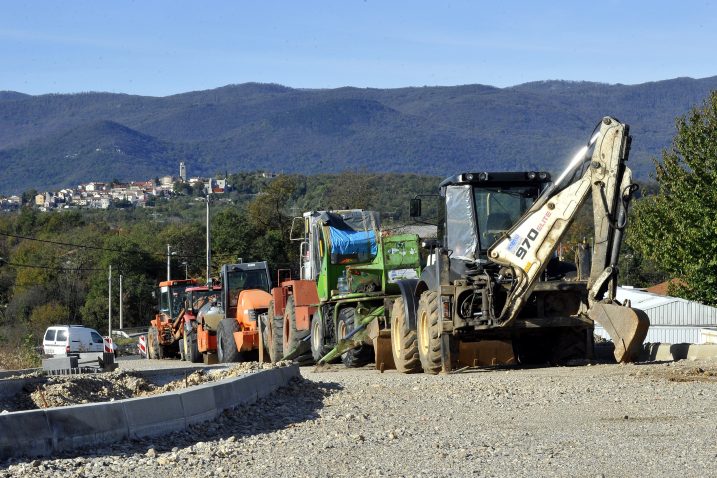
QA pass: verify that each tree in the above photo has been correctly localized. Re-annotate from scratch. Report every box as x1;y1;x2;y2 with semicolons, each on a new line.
628;92;717;304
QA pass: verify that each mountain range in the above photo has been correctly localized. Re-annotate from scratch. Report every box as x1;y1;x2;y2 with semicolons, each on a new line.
1;76;716;194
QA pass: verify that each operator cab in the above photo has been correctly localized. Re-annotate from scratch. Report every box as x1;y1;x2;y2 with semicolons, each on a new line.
157;279;198;320
438;172;552;262
220;262;272;318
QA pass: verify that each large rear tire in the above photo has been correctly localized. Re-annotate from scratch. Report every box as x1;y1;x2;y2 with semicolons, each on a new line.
283;297;309;356
266;300;284;363
391;297;421;374
416;291;442;375
179;336;187;361
187;330;201;363
337;307;372;368
217;319;240;363
147;327;159;359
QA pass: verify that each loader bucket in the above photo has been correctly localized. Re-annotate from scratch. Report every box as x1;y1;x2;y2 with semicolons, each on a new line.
588;302;649;363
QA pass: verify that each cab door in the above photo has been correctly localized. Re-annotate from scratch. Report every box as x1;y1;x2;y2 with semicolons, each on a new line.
90;331;105;352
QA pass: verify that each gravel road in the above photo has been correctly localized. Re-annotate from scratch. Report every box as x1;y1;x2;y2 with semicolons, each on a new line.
3;360;717;477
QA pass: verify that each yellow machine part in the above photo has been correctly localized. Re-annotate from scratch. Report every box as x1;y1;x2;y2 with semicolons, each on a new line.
589;302;649;363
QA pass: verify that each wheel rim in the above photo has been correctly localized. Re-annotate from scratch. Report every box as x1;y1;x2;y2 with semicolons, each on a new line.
418;309;429;357
391;317;402;357
311;319;321;352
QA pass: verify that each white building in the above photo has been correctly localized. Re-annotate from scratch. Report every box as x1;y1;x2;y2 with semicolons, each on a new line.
594;287;717;344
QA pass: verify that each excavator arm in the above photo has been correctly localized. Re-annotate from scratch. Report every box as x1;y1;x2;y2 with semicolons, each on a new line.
488;117;649;362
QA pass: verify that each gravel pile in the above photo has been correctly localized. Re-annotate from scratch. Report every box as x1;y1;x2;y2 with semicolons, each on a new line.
1;361;289;411
3;360;717;477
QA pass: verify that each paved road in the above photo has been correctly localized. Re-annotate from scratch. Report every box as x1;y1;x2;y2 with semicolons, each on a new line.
3;360;717;477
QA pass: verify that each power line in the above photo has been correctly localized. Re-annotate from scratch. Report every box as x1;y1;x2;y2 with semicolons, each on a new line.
0;258;105;272
0;231;203;259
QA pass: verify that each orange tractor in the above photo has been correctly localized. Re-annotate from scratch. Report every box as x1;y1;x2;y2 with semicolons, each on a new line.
191;262;274;363
147;278;198;359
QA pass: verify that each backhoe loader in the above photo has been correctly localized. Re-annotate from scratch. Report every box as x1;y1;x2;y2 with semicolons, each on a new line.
392;116;649;373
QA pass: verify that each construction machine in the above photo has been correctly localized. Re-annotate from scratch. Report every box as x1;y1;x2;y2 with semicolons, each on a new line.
193;262;273;363
180;284;222;362
393;116;649;374
147;278;198;359
266;209;422;368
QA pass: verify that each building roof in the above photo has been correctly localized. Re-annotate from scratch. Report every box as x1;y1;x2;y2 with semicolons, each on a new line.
616;286;717;326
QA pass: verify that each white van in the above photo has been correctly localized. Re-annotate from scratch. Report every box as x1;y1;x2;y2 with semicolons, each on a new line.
42;325;107;356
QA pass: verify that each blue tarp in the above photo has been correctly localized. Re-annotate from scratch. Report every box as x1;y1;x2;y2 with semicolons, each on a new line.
329;227;377;257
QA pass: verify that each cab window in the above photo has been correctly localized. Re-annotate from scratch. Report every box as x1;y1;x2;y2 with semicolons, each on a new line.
91;332;104;344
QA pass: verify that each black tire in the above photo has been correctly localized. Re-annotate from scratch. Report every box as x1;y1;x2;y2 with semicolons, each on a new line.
179;336;187;361
187;330;201;363
310;314;329;363
337;307;372;368
416;291;442;375
217;318;240;363
283;297;309;356
391;297;421;374
266;300;284;363
147;327;158;359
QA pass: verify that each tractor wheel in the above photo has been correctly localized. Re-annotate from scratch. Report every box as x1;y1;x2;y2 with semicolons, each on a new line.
283;297;309;357
337;307;372;368
147;328;157;359
266;300;284;363
416;291;442;375
179;336;186;361
217;319;240;363
310;314;328;363
187;330;201;363
391;297;421;374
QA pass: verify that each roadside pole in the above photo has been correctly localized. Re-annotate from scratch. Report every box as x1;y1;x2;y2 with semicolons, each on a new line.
108;264;112;337
119;274;123;330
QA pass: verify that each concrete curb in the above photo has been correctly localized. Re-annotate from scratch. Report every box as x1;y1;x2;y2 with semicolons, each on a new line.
0;364;300;461
642;343;717;362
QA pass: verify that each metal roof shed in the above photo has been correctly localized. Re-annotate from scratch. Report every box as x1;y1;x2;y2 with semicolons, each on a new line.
594;287;717;344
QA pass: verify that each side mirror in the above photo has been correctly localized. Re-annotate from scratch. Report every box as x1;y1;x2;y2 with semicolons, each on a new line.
409;198;422;218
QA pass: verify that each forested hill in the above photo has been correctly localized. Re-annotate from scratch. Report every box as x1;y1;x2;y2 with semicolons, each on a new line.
1;76;717;193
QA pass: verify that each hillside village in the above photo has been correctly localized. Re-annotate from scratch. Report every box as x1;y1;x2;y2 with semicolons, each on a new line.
0;161;237;211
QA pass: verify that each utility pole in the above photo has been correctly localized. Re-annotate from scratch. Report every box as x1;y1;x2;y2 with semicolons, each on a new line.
166;244;171;281
206;194;211;285
108;265;112;337
119;274;123;330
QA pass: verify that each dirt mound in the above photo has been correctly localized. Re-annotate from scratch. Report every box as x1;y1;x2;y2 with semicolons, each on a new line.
4;361;292;411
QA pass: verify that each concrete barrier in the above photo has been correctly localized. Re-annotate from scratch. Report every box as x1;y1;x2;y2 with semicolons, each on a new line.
642;343;717;362
0;364;300;461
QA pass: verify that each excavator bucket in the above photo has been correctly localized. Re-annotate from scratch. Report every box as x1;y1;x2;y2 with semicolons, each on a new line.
589;303;650;363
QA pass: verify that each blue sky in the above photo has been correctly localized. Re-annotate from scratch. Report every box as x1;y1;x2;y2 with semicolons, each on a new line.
1;0;715;96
